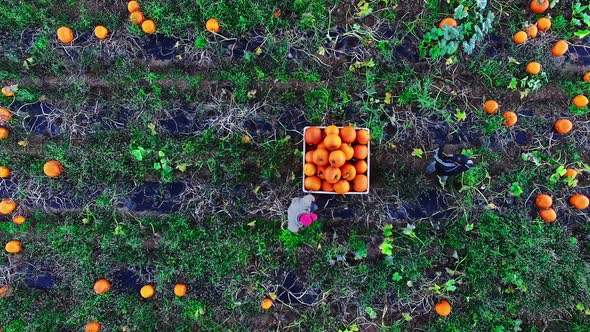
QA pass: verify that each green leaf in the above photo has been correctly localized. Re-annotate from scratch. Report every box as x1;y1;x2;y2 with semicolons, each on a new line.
392;272;403;282
383;224;393;237
131;149;143;161
364;306;377;319
455;109;467;121
510;182;523;197
411;148;423;158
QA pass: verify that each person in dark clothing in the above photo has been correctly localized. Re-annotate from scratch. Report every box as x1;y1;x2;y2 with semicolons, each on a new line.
426;145;474;185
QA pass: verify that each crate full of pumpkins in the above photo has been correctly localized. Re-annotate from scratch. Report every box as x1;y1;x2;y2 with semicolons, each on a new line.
303;126;370;194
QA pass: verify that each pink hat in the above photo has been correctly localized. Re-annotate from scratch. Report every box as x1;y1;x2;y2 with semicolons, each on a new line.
299;213;318;227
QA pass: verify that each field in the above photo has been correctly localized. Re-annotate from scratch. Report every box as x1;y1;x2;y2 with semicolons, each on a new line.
1;0;590;331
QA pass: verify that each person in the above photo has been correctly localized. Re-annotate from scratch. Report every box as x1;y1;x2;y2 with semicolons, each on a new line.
287;194;319;232
426;145;474;185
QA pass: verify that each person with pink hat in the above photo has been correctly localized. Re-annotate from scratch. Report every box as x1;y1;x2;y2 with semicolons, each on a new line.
287;194;319;232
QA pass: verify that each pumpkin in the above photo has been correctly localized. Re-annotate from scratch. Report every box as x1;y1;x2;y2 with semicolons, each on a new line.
304;176;321;191
321;180;334;192
324;125;339;136
353;145;368;159
57;27;74;43
85;321;101;332
130;11;145;25
503;111;518;127
572;95;589;108
0;108;12;122
569;194;589;210
339;143;354;160
1;86;15;97
530;0;549;14
526;62;541;75
354;160;368;174
435;300;451;317
142;20;156;34
312;148;329;166
356;129;371;144
527;24;538;38
0;199;16;215
535;194;552;209
564;168;577;178
483;100;499;114
43;160;63;178
12;215;25;225
339;126;357;144
0;127;8;140
537;17;551;31
174;283;187;297
0;285;8;298
261;298;273;310
93;279;111;295
128;0;140;13
316;166;326;179
324;166;342;184
0;166;10;178
206;18;220;33
340;163;357;181
551;40;568;57
94;26;108;40
328;150;346;168
513;31;527;44
353;174;369;192
324;134;342;151
439;18;458;29
303;163;316;177
334;179;350;194
584;72;590;83
140;284;155;298
5;240;22;254
554;119;572;134
305;151;314;163
539;208;556;223
305;127;322;145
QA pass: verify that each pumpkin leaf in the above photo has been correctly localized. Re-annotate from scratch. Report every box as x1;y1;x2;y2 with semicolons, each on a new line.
364;306;377;319
411;148;423;158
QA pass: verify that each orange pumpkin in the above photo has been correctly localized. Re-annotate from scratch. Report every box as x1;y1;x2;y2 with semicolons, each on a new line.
174;283;187;297
339;126;357;144
304;127;322;145
5;240;22;254
12;215;26;225
356;129;371;144
535;194;552;209
93;279;111;295
261;298;273;310
328;150;346;168
324;166;342;184
564;168;577;178
339;143;354;160
435;300;452;317
303;163;316;177
554;119;572;134
140;284;155;299
57;27;74;43
321;180;334;192
340;163;357;181
85;321;101;332
316;166;326;179
334;179;350;194
130;11;145;25
0;199;16;215
324;134;342;151
583;72;590;82
483;100;499;114
439;18;458;29
324;125;339;136
0;127;9;140
128;0;140;13
527;24;538;38
353;145;368;159
0;285;9;297
502;111;518;127
569;194;589;210
0;108;12;122
530;0;549;14
304;176;321;191
572;95;589;108
43;160;63;178
206;18;220;33
353;174;368;192
537;17;551;32
0;166;10;178
513;31;527;44
1;86;15;97
94;26;109;40
354;160;368;174
526;62;541;75
551;40;568;57
142;20;156;34
539;208;557;223
312;148;329;166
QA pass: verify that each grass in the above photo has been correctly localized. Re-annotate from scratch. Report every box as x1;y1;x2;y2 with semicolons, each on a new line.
1;0;590;331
